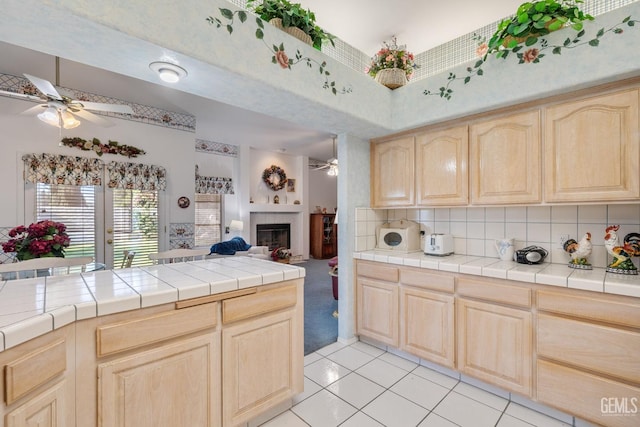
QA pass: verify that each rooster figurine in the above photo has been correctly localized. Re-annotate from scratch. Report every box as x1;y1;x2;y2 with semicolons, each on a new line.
563;232;593;269
604;225;640;275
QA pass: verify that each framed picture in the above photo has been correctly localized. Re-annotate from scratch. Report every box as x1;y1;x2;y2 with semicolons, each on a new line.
287;178;296;192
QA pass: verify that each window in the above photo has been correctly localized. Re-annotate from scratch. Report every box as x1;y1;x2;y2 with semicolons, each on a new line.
195;193;222;246
112;189;159;267
36;183;96;259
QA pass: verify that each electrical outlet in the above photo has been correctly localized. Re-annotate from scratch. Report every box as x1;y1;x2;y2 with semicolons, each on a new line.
558;234;570;249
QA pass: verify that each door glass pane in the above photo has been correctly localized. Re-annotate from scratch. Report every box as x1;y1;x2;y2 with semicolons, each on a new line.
112;189;158;267
195;194;222;246
36;183;96;259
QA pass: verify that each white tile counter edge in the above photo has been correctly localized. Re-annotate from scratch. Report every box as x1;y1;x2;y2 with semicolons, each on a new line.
354;250;640;298
0;257;305;352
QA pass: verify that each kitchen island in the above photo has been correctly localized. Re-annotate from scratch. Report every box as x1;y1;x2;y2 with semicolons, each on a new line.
354;250;640;427
0;256;305;427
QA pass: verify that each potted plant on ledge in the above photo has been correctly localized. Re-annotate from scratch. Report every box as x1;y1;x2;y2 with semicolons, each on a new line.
488;0;594;58
246;0;335;50
366;36;419;89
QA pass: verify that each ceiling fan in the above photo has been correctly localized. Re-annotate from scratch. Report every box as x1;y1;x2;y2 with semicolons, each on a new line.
310;136;338;176
0;59;134;129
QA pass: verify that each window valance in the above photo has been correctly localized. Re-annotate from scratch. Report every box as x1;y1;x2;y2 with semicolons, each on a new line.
22;153;103;186
195;166;234;194
107;161;167;191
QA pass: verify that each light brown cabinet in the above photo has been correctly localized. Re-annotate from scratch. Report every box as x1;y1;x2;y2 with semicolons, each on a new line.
536;289;640;427
469;110;541;205
0;325;76;427
544;88;640;203
399;269;455;368
370;136;415;207
416;125;468;206
310;213;337;259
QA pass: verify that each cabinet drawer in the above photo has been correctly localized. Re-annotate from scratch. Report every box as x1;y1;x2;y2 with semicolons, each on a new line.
537;289;640;328
457;277;531;308
5;339;66;405
400;268;454;293
537;359;640;427
537;314;640;383
97;303;217;357
223;283;298;324
357;261;398;282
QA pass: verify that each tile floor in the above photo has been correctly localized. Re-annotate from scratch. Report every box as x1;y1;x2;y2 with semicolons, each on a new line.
257;340;593;427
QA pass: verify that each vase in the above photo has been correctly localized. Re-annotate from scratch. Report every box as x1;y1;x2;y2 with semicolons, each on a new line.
269;18;312;46
374;68;408;89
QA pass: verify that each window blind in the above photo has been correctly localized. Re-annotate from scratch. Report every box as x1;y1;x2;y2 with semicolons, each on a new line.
112;189;159;267
36;183;96;259
195;193;222;246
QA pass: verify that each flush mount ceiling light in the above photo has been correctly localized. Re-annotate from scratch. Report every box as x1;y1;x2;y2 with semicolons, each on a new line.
149;61;188;83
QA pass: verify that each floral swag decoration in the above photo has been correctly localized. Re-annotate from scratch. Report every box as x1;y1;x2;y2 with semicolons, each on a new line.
61;137;146;158
262;165;287;191
1;220;70;261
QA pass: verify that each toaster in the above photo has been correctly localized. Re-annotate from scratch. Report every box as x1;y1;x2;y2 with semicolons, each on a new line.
424;233;454;256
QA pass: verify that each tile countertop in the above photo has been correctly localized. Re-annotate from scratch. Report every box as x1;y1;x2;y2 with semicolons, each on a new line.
0;257;305;353
354;250;640;299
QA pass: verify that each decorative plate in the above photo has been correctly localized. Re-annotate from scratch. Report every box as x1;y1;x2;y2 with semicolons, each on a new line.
177;196;190;208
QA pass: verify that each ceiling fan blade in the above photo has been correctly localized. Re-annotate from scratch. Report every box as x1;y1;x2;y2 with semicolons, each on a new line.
0;89;43;102
72;108;115;127
20;104;48;115
23;74;63;101
73;101;133;114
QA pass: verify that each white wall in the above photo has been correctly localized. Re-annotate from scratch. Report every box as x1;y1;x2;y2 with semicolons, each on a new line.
308;169;337;214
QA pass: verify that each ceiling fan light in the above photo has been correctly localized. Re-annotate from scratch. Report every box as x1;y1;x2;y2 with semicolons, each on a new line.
37;107;60;127
60;110;81;129
149;61;188;83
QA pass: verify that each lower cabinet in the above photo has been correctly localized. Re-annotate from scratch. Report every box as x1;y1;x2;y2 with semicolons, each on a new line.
0;325;76;427
356;276;399;346
456;298;532;397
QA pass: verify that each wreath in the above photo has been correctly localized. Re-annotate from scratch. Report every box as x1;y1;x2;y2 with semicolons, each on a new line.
262;165;287;191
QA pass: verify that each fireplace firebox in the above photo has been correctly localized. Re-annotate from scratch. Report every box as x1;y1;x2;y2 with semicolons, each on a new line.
256;223;291;251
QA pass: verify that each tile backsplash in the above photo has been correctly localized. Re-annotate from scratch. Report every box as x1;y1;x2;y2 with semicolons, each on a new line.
355;204;640;269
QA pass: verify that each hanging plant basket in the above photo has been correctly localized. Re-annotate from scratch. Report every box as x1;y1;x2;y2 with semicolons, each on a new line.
374;68;408;89
269;18;312;46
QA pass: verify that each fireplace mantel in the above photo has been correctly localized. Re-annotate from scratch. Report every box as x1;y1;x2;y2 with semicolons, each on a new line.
249;204;304;213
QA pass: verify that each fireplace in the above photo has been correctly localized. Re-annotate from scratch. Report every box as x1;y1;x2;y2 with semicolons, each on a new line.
256;223;291;251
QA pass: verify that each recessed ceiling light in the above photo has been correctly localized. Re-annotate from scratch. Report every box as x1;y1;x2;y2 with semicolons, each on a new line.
149;61;188;83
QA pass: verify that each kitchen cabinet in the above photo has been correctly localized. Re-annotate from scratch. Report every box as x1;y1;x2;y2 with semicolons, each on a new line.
371;136;415;207
0;325;76;427
221;282;303;427
469;110;541;205
544;88;640;203
536;289;640;427
416;125;468;206
356;261;399;346
456;277;533;397
399;269;455;368
310;213;337;259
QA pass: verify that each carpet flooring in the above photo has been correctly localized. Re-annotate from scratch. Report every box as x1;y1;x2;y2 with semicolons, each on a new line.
299;258;339;355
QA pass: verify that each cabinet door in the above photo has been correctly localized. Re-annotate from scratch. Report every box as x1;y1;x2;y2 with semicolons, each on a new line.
222;309;302;427
371;137;415;207
356;277;399;346
544;89;640;202
470;110;541;204
400;286;454;368
99;332;221;427
416;125;468;206
5;381;67;427
457;298;532;397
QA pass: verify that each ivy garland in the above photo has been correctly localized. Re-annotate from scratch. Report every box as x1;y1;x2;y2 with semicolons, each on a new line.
60;137;146;158
262;164;287;191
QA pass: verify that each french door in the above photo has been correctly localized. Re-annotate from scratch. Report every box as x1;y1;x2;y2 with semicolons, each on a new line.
31;183;160;269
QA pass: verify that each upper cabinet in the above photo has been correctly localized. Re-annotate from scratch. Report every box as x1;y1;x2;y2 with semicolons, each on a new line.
371;136;415;207
544;89;640;203
416;125;468;206
470;110;541;205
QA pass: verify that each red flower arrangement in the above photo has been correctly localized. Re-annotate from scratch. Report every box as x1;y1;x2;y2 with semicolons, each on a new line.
1;220;70;261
